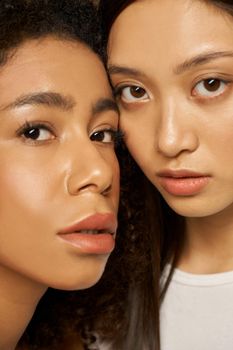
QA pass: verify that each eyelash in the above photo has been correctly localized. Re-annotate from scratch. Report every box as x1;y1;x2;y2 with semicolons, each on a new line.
114;85;149;104
16;121;55;144
16;121;124;146
90;128;124;146
114;77;232;104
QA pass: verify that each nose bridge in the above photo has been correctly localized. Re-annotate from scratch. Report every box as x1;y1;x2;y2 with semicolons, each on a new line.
67;136;113;195
157;94;198;157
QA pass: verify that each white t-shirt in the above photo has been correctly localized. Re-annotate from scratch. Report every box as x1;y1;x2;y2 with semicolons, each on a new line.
160;266;233;350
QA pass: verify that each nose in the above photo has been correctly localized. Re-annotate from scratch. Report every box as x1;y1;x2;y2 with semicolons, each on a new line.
157;98;199;158
66;141;115;196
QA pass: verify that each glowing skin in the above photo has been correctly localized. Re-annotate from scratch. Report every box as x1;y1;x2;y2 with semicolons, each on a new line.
108;0;233;273
0;37;119;349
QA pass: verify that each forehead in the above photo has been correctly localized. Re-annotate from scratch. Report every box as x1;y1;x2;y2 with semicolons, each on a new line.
108;0;233;69
0;37;109;107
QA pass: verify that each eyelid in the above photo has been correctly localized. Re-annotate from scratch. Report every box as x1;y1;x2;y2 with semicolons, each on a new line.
114;82;146;94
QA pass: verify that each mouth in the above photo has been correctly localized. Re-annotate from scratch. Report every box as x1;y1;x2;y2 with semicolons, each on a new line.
60;212;117;235
157;169;208;178
58;213;117;254
157;169;211;196
78;229;113;235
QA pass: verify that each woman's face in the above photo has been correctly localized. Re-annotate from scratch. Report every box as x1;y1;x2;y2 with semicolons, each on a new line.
0;37;119;291
108;0;233;218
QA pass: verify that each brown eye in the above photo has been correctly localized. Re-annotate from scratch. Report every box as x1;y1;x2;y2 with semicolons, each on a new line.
17;122;55;142
118;85;149;103
24;128;41;140
203;79;221;92
90;129;121;144
23;127;52;141
129;86;146;98
193;78;228;98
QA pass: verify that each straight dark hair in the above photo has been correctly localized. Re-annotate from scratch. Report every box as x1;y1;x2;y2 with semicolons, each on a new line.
98;0;233;349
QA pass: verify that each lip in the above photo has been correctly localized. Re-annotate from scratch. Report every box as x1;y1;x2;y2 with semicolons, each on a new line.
157;169;211;196
58;213;117;254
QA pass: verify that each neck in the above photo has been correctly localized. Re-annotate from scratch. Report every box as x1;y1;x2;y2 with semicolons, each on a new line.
178;204;233;274
0;265;46;350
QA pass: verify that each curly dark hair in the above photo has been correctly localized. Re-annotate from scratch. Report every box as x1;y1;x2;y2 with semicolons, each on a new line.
0;0;102;67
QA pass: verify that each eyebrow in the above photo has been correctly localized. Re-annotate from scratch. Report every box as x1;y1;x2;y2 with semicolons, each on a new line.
0;91;119;117
108;65;147;80
92;97;119;116
0;91;76;111
108;51;233;80
174;51;233;75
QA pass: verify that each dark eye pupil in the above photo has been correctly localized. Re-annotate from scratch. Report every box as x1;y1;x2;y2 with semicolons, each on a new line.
204;79;220;92
90;131;104;141
130;86;145;98
24;128;40;140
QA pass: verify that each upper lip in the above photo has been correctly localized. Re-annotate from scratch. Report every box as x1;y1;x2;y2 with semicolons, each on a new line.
157;169;209;178
59;212;117;235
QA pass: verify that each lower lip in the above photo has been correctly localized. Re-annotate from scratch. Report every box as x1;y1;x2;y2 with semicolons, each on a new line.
158;176;210;196
59;233;115;254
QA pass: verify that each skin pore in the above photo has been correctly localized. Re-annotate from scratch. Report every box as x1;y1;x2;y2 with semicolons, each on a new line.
0;37;119;350
108;0;233;274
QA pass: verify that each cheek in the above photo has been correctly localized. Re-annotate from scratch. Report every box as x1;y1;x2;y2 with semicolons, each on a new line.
204;116;233;168
213;131;233;160
0;161;62;283
0;160;55;220
204;103;233;154
0;165;49;272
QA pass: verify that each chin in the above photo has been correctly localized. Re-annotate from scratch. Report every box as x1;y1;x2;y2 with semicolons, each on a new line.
165;197;230;218
49;268;105;291
171;207;211;218
49;278;102;291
